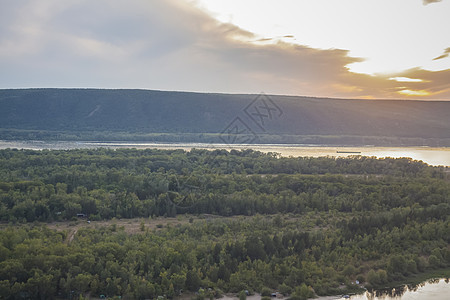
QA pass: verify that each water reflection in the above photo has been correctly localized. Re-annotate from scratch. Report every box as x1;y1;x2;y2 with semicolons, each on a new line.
347;278;449;300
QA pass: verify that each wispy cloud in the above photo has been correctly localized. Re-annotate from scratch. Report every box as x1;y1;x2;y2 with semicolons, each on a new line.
433;47;450;60
423;0;443;5
0;0;449;100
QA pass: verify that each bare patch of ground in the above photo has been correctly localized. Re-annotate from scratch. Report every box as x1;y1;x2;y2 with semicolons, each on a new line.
46;215;198;235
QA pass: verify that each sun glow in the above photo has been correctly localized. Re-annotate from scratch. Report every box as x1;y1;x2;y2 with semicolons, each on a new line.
398;89;431;97
196;0;450;75
389;77;425;83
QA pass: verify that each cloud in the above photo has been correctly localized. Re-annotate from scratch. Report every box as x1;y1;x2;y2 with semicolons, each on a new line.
394;68;450;95
344;67;450;99
0;0;360;94
433;47;450;60
423;0;443;5
0;0;449;100
255;38;274;42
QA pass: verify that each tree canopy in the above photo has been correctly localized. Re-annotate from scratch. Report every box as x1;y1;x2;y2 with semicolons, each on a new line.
0;148;449;299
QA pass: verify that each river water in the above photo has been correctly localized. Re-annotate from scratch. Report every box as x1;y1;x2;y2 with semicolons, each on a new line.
0;140;449;167
221;278;449;300
342;278;449;300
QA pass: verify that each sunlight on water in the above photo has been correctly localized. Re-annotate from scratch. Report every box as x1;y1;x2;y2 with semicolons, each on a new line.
346;278;449;300
256;146;450;167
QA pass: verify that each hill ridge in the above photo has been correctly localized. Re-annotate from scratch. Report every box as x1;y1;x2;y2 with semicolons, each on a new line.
1;88;449;146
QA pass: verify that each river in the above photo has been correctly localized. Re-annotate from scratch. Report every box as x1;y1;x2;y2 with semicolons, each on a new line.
219;278;449;300
0;140;449;167
342;278;449;300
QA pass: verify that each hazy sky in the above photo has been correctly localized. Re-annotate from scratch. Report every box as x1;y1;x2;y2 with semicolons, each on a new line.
1;0;449;99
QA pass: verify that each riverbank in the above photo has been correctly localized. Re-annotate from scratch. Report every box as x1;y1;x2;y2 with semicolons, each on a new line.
370;267;450;291
214;269;450;300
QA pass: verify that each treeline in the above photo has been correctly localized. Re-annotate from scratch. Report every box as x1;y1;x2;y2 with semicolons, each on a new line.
0;148;447;222
3;129;448;147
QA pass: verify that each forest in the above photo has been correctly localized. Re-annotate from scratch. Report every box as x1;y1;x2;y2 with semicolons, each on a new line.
0;148;449;299
1;89;450;146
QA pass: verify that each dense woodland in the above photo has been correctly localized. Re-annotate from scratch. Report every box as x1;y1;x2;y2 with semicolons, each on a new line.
1;89;450;146
0;148;449;299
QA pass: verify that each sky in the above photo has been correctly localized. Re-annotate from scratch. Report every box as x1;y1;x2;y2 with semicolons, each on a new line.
0;0;449;100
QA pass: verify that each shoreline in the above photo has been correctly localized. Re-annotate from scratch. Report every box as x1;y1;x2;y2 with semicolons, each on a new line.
206;269;450;300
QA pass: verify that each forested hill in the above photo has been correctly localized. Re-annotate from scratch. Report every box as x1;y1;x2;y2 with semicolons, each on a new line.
1;88;449;146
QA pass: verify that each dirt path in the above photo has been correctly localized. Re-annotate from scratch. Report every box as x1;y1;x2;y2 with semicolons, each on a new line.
67;228;78;244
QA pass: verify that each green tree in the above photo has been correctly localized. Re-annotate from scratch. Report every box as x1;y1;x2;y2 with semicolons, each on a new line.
185;270;201;292
239;290;247;300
